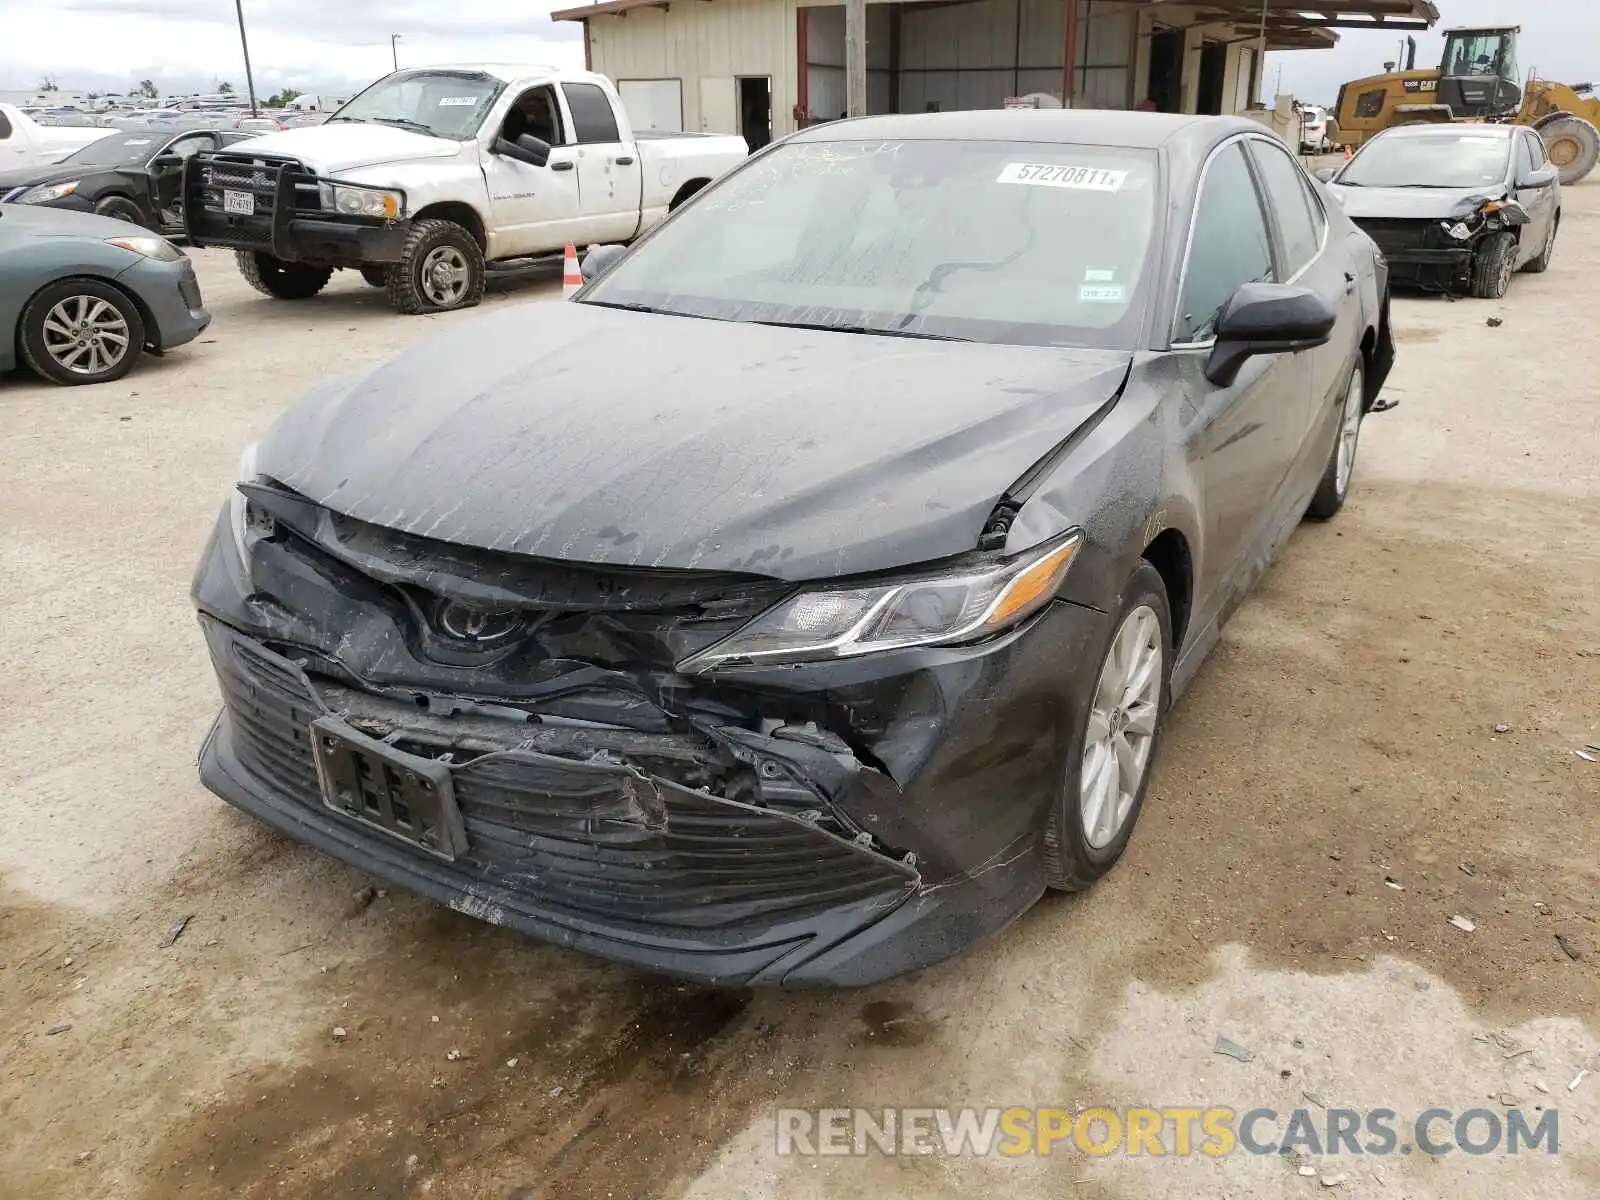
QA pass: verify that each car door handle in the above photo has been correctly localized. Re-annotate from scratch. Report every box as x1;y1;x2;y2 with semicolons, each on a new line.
612;155;635;166
1344;271;1357;294
551;160;575;172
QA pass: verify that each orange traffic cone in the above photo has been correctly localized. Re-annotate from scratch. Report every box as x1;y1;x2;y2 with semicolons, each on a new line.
562;243;582;299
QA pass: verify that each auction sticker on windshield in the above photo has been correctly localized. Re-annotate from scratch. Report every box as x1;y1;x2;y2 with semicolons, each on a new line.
996;163;1127;191
438;97;480;106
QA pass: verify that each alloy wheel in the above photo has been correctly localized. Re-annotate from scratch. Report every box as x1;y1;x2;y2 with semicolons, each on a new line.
1080;604;1163;850
1335;365;1364;497
41;295;131;377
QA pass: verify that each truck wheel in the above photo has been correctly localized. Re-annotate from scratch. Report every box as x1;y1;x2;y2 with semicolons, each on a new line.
387;219;486;315
19;277;145;386
94;196;149;228
235;251;333;300
1470;233;1516;300
1535;115;1600;186
359;266;391;288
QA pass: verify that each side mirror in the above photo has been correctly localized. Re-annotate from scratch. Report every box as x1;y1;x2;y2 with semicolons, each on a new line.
1203;282;1337;388
492;134;550;168
1314;166;1339;183
1517;165;1558;189
581;243;628;281
150;153;183;170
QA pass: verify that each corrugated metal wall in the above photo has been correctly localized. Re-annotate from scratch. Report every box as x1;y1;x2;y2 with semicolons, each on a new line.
587;0;801;137
896;0;1135;113
585;0;1256;140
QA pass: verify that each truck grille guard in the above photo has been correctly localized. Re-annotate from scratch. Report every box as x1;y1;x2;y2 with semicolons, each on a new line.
181;151;407;256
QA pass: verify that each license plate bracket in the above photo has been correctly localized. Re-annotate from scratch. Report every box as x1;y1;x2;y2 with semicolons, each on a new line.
223;189;255;216
310;716;467;861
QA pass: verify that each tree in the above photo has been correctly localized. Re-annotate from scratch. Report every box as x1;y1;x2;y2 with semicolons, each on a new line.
268;87;303;107
218;81;235;95
136;79;159;100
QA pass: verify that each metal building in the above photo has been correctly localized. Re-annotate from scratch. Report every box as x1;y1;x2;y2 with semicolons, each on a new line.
551;0;1439;149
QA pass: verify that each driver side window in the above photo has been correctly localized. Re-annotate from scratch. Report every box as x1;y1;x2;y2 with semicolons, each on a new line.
165;133;214;160
501;86;565;147
1175;142;1274;345
1514;134;1536;180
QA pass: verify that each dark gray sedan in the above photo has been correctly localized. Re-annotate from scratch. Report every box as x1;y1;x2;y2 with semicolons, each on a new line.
192;111;1394;987
0;203;211;385
1320;123;1561;298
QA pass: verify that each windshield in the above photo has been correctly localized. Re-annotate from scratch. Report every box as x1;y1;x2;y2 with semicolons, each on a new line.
330;70;504;140
63;133;164;167
1339;132;1511;188
582;138;1158;349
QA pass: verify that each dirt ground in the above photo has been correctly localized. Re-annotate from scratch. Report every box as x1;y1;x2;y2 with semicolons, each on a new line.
1;190;1596;1200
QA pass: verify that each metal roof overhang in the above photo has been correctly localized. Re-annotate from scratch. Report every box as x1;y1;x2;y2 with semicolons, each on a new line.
553;0;1441;37
1170;1;1440;44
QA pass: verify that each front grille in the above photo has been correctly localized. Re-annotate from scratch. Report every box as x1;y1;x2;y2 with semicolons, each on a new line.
1353;218;1448;255
205;622;916;933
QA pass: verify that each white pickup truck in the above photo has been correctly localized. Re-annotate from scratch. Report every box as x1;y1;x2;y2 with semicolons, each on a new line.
0;104;115;170
181;65;748;314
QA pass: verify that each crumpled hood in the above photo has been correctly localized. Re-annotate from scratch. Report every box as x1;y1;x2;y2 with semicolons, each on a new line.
258;303;1131;582
1331;184;1506;220
226;122;463;174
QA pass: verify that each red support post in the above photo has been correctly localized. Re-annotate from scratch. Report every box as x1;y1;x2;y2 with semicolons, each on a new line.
1061;0;1079;106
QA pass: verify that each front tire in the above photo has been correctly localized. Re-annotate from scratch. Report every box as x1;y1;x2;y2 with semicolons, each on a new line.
1470;232;1516;300
386;219;486;315
1043;562;1172;892
235;251;333;300
19;278;145;386
94;195;149;228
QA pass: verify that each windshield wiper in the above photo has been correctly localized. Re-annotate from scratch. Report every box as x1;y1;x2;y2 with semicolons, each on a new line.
369;117;437;135
750;320;970;341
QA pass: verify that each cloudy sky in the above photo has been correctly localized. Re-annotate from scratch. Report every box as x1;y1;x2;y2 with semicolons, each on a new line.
0;0;1587;102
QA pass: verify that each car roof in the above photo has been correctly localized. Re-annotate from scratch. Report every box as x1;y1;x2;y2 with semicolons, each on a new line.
787;109;1261;150
1377;122;1517;140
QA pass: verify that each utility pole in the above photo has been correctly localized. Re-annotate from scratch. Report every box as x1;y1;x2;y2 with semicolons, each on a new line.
391;33;402;72
234;0;259;115
844;0;866;118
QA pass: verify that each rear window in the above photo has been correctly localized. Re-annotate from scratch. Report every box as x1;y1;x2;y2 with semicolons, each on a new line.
583;137;1160;350
562;83;621;144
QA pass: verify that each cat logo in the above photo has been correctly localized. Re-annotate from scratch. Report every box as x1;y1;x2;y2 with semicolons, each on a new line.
1402;79;1439;93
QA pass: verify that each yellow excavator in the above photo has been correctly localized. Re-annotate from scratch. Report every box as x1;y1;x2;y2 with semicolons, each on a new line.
1333;25;1600;185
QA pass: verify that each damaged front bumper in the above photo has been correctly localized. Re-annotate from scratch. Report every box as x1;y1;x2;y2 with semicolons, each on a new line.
193;495;1109;987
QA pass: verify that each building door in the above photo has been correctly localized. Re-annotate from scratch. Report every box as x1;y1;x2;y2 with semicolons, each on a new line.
1197;42;1227;115
699;77;738;134
1148;28;1184;113
737;76;771;152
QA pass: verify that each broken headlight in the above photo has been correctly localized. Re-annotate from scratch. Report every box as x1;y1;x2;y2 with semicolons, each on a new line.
681;531;1082;670
229;442;267;567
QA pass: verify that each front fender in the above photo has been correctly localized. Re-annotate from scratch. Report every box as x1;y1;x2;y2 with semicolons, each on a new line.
1004;365;1203;621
